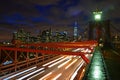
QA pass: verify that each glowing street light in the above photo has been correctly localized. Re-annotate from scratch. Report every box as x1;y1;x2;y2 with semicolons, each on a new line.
93;11;102;21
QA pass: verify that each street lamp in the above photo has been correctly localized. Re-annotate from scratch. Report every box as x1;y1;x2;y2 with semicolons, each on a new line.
93;11;102;21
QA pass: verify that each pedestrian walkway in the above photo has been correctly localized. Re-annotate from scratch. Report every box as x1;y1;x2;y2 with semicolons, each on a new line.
83;47;109;80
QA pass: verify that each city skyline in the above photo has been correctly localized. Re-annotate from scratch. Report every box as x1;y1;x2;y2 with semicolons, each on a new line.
0;0;120;41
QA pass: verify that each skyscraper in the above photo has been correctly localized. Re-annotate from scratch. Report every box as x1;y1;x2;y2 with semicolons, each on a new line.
74;21;78;39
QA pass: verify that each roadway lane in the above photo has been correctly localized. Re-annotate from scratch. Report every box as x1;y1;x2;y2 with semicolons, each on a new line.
2;55;64;80
3;66;37;80
29;56;73;80
29;56;87;80
42;57;82;80
56;58;85;80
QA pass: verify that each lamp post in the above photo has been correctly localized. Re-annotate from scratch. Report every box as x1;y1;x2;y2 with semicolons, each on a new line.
93;11;102;21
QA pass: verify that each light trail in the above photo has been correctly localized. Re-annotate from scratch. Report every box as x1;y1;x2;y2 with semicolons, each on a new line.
27;71;45;80
48;57;69;68
58;58;71;68
52;73;62;80
39;72;52;80
3;66;37;80
42;56;64;67
79;68;85;80
85;48;89;53
17;68;44;80
65;59;78;69
85;54;88;57
70;60;84;80
72;48;81;52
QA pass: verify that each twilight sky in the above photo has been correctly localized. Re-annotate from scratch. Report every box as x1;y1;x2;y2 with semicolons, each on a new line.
0;0;120;41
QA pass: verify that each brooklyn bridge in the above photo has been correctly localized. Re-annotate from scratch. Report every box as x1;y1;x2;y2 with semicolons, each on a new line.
0;16;120;80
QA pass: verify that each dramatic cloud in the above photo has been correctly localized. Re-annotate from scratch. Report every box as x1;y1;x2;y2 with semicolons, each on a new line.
0;0;120;41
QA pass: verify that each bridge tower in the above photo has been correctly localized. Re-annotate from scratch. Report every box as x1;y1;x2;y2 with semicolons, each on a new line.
88;10;111;46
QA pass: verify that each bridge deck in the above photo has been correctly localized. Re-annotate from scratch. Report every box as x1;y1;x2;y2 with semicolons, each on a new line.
0;40;97;76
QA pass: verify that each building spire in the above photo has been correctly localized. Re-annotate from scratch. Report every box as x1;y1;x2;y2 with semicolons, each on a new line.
74;21;78;40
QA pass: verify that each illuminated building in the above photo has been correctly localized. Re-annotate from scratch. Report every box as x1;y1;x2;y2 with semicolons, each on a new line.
74;21;78;40
40;28;52;42
12;27;70;44
12;29;31;44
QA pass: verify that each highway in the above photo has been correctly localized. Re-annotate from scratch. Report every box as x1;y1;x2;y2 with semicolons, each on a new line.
2;48;92;80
